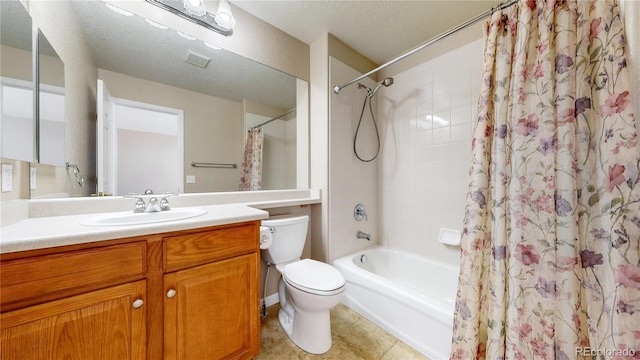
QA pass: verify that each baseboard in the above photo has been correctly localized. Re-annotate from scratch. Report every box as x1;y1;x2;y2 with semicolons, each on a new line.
262;293;280;307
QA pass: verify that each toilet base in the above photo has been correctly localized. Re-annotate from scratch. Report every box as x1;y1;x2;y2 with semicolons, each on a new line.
278;306;333;354
277;278;341;355
288;308;332;354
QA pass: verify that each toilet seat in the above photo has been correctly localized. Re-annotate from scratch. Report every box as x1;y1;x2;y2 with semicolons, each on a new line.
283;259;345;296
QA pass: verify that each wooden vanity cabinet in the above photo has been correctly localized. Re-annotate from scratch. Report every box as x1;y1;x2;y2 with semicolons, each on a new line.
0;241;148;360
1;281;147;360
163;223;260;360
0;221;261;360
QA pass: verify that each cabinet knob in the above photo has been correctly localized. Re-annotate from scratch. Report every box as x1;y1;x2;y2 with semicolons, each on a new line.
132;299;144;309
166;289;177;298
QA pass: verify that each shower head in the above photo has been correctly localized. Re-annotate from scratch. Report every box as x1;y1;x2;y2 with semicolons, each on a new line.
370;77;394;97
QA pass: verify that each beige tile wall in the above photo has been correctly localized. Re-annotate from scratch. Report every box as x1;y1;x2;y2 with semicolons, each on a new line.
378;39;483;266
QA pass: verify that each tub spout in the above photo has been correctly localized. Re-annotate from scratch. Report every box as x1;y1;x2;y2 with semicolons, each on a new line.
357;231;371;241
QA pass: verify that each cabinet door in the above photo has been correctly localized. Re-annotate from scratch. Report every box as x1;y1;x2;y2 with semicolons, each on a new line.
1;280;146;360
164;253;259;360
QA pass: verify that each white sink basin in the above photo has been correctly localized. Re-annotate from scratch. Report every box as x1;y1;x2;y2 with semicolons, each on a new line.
80;207;208;226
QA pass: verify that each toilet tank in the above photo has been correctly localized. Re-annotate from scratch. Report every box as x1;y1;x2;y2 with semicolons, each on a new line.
261;215;309;265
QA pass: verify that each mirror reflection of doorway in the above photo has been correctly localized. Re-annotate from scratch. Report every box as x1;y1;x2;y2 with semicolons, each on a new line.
115;102;183;195
98;79;183;195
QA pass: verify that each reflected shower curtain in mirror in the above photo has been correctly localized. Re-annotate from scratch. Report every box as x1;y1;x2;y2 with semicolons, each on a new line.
451;0;640;359
239;128;263;191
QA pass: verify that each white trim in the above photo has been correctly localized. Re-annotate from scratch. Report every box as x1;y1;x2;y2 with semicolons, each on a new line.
40;82;65;95
0;76;33;90
0;76;64;95
264;293;280;307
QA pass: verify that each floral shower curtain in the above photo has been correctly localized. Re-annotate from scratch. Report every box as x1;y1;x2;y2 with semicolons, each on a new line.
239;128;263;191
451;0;640;359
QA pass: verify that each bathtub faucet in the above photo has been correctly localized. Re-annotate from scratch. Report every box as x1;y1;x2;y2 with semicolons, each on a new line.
357;231;371;241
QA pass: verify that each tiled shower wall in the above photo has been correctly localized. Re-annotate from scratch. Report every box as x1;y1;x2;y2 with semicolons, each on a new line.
328;58;379;261
378;39;483;267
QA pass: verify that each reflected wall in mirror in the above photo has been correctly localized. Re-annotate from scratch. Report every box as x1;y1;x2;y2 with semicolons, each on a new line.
0;0;33;201
37;29;65;167
246;108;297;191
70;1;303;196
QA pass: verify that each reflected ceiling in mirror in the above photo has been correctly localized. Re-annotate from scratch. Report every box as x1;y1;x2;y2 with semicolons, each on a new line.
69;1;296;110
0;0;31;53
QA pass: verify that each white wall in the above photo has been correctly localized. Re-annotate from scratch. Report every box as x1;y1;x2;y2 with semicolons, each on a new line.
378;39;483;266
328;58;378;260
117;129;179;194
309;34;331;262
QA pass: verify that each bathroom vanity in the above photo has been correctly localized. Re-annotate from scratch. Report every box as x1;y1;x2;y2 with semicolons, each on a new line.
0;190;321;359
0;220;261;359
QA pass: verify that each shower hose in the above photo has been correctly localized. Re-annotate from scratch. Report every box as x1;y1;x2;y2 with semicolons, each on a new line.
353;93;381;162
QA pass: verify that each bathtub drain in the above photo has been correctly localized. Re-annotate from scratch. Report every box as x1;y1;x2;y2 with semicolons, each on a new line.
360;254;367;263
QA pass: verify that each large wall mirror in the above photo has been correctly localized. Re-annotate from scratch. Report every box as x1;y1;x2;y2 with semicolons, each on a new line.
73;1;305;196
37;30;65;168
1;0;34;164
1;0;65;201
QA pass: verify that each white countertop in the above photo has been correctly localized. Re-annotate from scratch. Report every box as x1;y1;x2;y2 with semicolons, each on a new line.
0;204;269;254
0;189;321;254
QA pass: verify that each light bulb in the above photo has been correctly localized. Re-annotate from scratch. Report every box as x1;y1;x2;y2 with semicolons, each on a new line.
182;0;207;16
215;0;235;30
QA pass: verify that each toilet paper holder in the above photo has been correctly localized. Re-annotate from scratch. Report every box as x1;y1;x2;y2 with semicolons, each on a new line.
259;226;274;249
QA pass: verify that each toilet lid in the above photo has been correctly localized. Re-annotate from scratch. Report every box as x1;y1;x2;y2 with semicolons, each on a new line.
283;259;345;293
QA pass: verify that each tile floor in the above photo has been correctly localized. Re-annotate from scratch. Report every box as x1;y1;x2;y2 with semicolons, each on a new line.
255;303;428;360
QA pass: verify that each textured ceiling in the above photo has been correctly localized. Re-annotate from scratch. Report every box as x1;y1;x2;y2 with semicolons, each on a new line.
232;0;503;64
4;0;504;111
1;0;32;52
69;1;297;110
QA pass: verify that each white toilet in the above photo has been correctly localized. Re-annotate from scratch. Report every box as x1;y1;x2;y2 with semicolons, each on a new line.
261;214;345;354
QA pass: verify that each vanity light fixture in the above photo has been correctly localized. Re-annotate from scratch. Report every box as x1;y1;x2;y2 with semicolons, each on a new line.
214;0;235;31
146;0;235;37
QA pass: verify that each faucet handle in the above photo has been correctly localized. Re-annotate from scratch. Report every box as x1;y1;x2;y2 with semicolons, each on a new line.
354;204;368;221
159;193;178;211
124;194;146;213
159;197;171;211
144;189;154;195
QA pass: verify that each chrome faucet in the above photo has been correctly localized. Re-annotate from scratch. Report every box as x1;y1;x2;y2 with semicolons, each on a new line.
125;190;177;213
357;231;371;241
145;197;162;213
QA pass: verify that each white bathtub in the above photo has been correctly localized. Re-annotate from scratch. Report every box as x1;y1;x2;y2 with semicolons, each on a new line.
333;247;459;359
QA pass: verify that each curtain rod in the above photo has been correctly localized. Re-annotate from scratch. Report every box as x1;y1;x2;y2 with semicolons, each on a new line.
249;107;297;130
332;0;518;94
